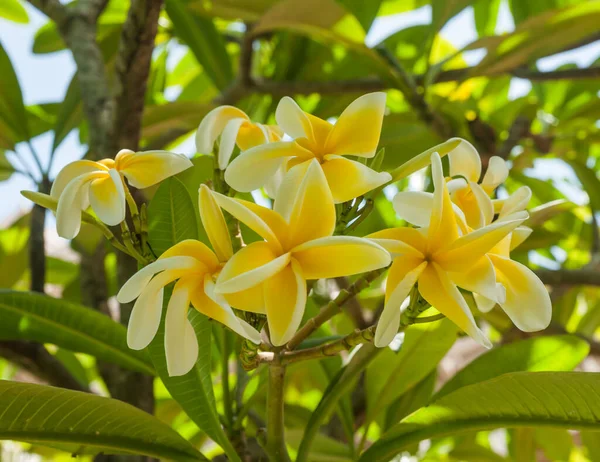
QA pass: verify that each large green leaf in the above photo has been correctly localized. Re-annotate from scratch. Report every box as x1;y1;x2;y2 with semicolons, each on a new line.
0;39;29;148
148;295;240;461
0;151;15;181
188;0;277;21
435;335;590;400
0;0;29;23
0;380;206;461
165;0;233;91
360;372;600;461
147;176;199;257
0;291;154;375
366;319;457;426
566;159;600;212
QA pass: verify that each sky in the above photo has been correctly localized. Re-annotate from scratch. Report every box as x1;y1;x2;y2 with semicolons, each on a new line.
1;1;599;232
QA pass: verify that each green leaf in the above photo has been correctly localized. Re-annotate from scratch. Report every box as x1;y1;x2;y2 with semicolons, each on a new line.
0;39;29;147
431;0;476;32
188;0;277;21
147;176;199;257
165;0;233;90
0;151;15;181
534;428;573;461
366;319;457;425
297;344;380;462
0;0;29;23
147;292;240;461
566;159;600;212
0;380;206;461
337;0;383;31
473;0;501;36
359;372;600;462
384;371;436;430
0;290;154;375
434;335;590;400
287;429;353;462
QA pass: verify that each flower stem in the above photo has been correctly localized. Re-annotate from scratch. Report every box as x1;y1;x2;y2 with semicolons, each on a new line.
266;362;290;462
221;332;234;431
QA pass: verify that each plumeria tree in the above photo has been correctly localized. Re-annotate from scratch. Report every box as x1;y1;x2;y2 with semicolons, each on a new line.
1;0;600;461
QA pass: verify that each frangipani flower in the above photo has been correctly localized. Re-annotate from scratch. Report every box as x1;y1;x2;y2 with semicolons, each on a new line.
51;149;192;239
224;93;392;203
117;186;262;377
368;152;530;348
212;160;391;346
196;105;283;170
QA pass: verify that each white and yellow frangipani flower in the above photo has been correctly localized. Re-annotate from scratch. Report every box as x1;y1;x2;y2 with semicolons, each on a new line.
224;93;392;203
196;105;283;170
51;149;192;239
368;152;530;348
117;186;263;377
212;160;391;346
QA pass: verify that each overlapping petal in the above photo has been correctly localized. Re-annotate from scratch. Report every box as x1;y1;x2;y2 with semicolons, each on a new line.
55;171;103;239
88;169;126;226
199;185;234;262
366;227;426;257
50;160;107;199
195;105;249;154
116;149;192;189
448;138;480;182
164;280;197;377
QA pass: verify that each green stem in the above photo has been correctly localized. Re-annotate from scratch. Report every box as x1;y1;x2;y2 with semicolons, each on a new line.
266;362;290;462
222;332;234;431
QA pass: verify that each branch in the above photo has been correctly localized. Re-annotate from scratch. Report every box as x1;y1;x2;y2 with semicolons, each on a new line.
536;268;600;286
0;341;89;392
285;268;385;350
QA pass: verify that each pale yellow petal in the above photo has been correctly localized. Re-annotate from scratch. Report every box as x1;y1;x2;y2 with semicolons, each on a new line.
211;191;283;251
366;228;427;256
321;155;391;203
394;190;468;230
215;241;288;293
88;169;126;226
275;96;314;140
435;212;527;272
117;150;193;189
165;280;198;376
195;105;249;154
51;160;107;199
224;141;313;192
499;186;531;219
448;256;505;303
160;238;218;271
375;261;427;348
418;263;491;348
474;292;497;313
56;171;103;239
510;226;533;250
448;138;480;182
273;159;311;219
490;255;551;332
291;236;391;280
217;117;245;169
198;185;234;262
265;260;306;346
428;152;460;252
324;92;386;158
481;156;508;193
286;159;336;248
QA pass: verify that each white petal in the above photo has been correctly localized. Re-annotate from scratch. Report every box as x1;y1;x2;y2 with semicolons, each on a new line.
499;186;532;219
51;160;106;199
393;190;468;229
165;281;198;376
195;105;249;154
469;181;494;227
218;118;245;170
510;226;533;250
275;96;314;140
215;252;291;294
375;261;427;348
55;172;99;239
474;293;496;313
448;138;481;182
481;156;509;190
117;256;199;303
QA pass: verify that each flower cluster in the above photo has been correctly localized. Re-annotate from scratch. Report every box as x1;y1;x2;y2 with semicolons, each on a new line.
37;93;551;376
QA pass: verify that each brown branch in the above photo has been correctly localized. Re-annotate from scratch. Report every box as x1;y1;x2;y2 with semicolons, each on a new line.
334;277;368;329
536;268;600;286
0;341;89;392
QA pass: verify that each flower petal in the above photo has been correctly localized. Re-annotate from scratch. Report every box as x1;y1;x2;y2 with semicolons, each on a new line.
224;141;313;192
393;191;468;230
51;160;106;199
217;117;245;170
321;155;391;203
275;96;314;140
469;181;495;227
428;152;460;252
366;227;426;257
223;285;266;314
324;92;386;158
284;159;336;248
56;172;101;239
481;156;508;192
435;212;527;272
448;256;504;303
127;269;182;350
199;185;234;262
117;150;193;189
375;260;427;348
216;241;289;293
195;105;249;154
165;281;198;376
265;260;306;346
211;191;284;251
490;255;552;332
499;186;531;219
510;226;533;250
160;239;219;270
474;293;497;313
117;255;200;303
292;236;390;279
448;138;480;182
88;169;126;226
236;122;271;151
418;263;491;348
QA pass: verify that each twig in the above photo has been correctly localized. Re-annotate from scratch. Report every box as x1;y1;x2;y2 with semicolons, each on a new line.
285;268;385;350
266;362;291;462
535;268;600;286
334;278;368;329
